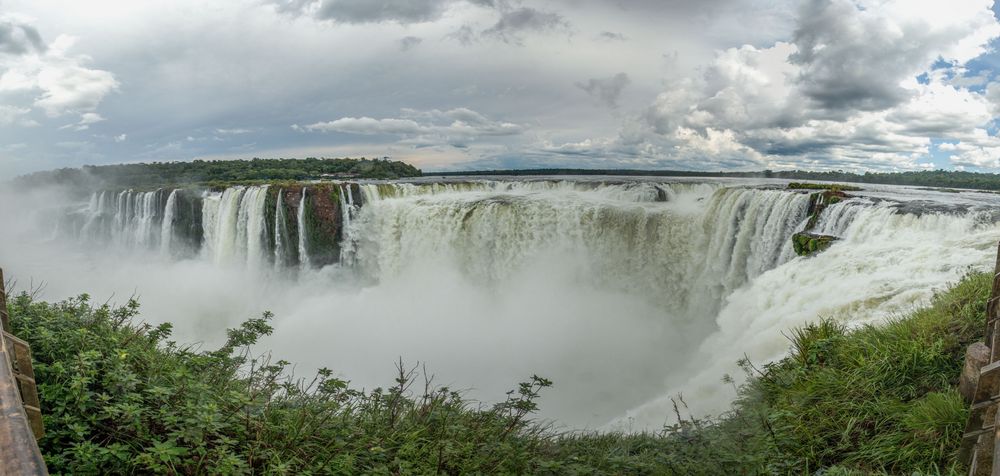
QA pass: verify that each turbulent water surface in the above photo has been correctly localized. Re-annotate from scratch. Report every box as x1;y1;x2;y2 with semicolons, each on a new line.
3;177;1000;429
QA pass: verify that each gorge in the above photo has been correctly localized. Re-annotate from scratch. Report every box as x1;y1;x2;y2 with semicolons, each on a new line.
6;177;1000;429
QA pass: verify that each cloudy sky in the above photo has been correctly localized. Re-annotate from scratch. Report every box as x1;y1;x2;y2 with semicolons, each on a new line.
1;0;1000;177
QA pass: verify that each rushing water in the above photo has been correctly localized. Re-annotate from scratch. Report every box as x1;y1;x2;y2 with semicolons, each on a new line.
12;177;1000;429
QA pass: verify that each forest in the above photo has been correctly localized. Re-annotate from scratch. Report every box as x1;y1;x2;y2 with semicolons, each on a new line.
13;157;423;192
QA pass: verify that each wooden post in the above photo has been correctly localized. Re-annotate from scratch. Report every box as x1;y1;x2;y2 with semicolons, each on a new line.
0;267;9;333
0;267;47;474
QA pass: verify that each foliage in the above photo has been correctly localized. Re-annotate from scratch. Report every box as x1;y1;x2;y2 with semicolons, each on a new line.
9;294;550;474
7;270;991;474
787;182;863;192
14;157;422;194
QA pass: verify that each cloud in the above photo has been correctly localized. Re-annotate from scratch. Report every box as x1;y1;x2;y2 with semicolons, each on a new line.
295;107;523;147
398;36;422;51
482;7;567;44
215;128;253;135
0;34;118;118
596;31;627;42
114;133;127;143
60;111;105;131
0;105;31;126
576;72;631;108
789;0;999;114
267;0;461;24
559;0;1000;171
0;16;44;56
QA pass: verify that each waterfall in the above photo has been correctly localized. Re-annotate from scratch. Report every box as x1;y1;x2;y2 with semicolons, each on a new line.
338;185;356;265
346;184;809;318
201;186;270;267
45;178;1000;430
274;189;289;269
297;188;310;269
160;189;178;256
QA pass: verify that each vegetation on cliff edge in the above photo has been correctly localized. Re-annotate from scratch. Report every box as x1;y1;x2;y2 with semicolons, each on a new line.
15;157;423;193
7;271;989;474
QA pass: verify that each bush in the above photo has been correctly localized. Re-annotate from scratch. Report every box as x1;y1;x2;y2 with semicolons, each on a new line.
10;293;553;474
7;270;991;474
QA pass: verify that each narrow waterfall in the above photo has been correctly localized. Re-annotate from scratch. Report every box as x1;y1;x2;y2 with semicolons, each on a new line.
298;188;310;269
160;189;178;256
274;189;289;269
338;185;355;265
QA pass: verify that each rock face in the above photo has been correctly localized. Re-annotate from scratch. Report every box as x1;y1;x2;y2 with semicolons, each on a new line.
789;188;853;257
960;342;991;403
804;190;848;229
277;184;344;267
792;232;837;257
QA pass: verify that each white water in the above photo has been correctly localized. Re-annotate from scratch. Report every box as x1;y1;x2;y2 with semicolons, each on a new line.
274;189;289;269
160;189;178;256
297;188;310;270
12;178;1000;429
201;185;271;267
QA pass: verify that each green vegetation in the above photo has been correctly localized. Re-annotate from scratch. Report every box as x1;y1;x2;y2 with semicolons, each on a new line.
787;182;863;192
792;232;838;256
8;271;989;474
14;157;422;194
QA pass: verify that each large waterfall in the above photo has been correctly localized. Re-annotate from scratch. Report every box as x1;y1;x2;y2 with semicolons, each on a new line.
42;178;1000;428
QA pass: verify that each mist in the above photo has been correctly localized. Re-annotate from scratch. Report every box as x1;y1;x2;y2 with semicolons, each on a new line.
2;179;999;431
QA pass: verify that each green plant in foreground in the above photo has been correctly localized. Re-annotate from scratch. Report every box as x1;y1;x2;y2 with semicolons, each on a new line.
8;270;992;474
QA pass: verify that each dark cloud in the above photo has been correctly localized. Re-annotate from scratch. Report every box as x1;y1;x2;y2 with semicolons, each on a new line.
447;25;477;45
576;73;631;108
315;0;451;23
398;36;422;51
596;31;627;41
790;0;928;113
268;0;456;24
482;7;567;44
0;17;44;56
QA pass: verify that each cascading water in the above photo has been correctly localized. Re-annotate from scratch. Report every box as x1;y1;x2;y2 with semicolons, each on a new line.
298;188;311;269
346;184;809;321
201;185;271;267
274;189;290;269
78;189;165;248
46;178;1000;429
160;189;178;256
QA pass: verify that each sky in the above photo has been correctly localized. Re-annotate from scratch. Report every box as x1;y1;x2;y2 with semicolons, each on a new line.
1;0;1000;177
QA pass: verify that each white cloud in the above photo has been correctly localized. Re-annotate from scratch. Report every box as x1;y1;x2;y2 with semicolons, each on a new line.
0;105;31;126
215;128;253;135
0;32;118;119
296;107;523;147
567;0;1000;171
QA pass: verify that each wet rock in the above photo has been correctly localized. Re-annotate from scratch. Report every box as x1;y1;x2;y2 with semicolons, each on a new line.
792;232;837;257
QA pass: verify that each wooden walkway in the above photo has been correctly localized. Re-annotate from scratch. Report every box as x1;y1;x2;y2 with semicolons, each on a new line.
0;268;47;475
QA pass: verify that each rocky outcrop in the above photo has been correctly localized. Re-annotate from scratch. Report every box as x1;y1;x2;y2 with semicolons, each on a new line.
790;188;853;257
804;190;848;229
792;232;837;257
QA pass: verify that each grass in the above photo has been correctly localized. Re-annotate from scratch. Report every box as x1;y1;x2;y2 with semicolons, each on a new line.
6;270;991;474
